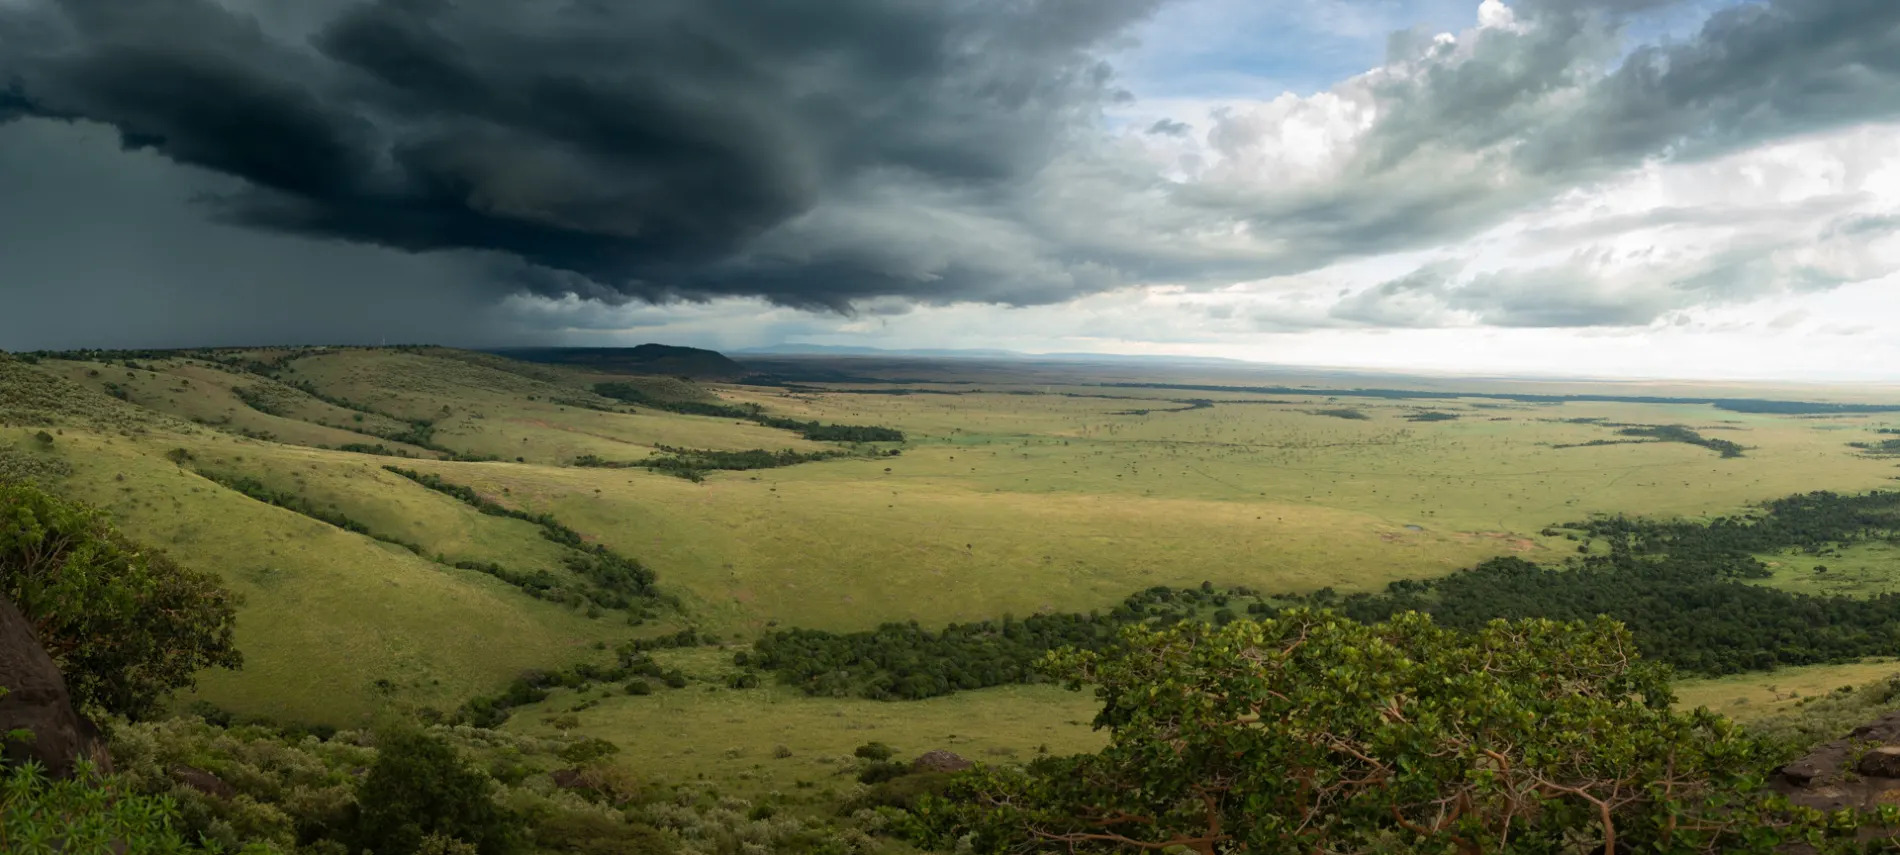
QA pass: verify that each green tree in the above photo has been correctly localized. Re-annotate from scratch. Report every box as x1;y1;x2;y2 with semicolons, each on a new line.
351;729;522;855
911;611;1891;854
0;482;242;719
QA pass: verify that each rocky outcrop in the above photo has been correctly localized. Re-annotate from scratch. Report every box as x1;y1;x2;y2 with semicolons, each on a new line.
1770;710;1900;855
170;764;236;800
910;749;973;774
1773;710;1900;814
0;593;109;778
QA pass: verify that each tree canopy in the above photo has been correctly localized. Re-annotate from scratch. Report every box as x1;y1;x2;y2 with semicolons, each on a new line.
0;482;242;719
905;611;1893;854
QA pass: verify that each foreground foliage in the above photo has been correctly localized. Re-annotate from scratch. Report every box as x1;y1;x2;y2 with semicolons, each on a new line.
907;612;1892;854
349;729;524;855
0;760;273;855
0;481;242;719
102;717;899;855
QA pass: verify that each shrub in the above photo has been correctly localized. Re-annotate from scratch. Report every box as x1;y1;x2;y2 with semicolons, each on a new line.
856;760;909;785
0;760;263;853
558;738;621;764
350;729;524;855
0;482;242;718
912;611;1882;853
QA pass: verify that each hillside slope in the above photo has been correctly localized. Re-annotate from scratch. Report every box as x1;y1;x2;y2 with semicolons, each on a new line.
491;344;748;379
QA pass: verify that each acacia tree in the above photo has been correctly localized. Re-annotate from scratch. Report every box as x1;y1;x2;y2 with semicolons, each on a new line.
908;610;1894;854
0;482;242;719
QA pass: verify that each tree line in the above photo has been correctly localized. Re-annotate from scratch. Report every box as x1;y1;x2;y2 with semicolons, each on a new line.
592;381;905;442
747;584;1250;700
749;489;1900;698
382;466;659;605
574;446;845;481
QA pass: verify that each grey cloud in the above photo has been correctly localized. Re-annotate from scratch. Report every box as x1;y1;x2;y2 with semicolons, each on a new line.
1518;0;1900;175
1517;196;1866;247
1147;118;1191;136
0;118;526;349
1190;0;1900;293
1331;259;1678;330
1451;266;1672;327
1327;214;1894;332
1329;261;1466;327
1831;213;1900;237
3;0;1900;342
1;0;1162;313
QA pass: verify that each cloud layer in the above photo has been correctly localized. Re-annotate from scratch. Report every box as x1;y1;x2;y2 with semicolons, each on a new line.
4;0;1900;371
1;0;1164;308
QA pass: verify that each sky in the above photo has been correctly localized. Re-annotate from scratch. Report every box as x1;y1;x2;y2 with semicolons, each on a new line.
2;0;1899;380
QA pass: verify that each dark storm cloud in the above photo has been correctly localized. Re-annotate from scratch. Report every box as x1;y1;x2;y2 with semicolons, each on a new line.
0;118;523;349
3;0;1900;335
0;0;1161;311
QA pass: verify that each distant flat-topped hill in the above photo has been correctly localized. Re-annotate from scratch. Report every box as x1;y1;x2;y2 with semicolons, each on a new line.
489;344;746;380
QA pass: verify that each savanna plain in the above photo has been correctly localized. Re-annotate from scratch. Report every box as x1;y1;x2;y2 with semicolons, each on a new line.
12;344;1900;852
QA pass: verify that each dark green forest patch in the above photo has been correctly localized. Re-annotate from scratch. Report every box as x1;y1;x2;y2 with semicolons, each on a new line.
1554;422;1746;457
574;446;846;481
593;381;906;442
749;489;1900;700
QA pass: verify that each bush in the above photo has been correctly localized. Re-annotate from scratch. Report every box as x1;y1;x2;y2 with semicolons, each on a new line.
0;760;262;853
853;742;895;762
351;729;524;855
913;611;1874;853
856;760;910;785
558;738;621;764
846;771;958;813
0;482;242;718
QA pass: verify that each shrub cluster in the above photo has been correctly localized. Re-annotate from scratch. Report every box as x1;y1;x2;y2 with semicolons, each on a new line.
592;382;905;443
383;467;658;601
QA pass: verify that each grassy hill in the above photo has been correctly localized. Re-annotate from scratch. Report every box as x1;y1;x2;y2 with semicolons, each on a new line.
493;344;749;380
9;345;1900;751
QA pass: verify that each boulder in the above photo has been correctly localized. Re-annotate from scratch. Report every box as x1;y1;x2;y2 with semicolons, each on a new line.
1860;747;1900;780
909;749;973;774
1772;711;1900;850
0;594;109;778
550;768;587;791
170;764;237;800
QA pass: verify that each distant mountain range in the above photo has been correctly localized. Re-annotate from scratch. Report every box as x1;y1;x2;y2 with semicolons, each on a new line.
734;343;1249;365
488;344;747;379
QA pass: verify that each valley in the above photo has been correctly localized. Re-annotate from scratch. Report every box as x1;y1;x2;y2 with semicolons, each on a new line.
10;344;1900;849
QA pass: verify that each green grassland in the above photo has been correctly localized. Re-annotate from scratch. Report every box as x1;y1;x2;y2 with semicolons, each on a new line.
9;346;1900;784
38;356;438;455
1674;659;1900;720
503;648;1104;795
0;427;625;724
1753;540;1900;598
283;349;831;462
